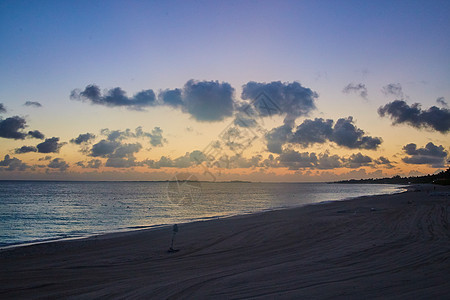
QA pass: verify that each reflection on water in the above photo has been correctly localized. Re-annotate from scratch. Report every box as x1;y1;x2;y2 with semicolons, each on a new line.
0;181;404;247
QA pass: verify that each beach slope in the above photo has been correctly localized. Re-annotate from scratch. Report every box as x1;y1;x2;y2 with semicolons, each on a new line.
1;186;449;299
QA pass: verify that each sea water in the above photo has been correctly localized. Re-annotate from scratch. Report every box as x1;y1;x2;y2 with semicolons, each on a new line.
0;181;404;247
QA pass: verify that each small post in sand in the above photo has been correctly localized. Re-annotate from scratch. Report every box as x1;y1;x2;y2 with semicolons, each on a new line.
168;224;179;253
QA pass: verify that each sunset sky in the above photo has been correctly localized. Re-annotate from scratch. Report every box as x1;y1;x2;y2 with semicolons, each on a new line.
1;0;449;181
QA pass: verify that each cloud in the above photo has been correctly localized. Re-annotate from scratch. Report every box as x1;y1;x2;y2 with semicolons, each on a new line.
378;100;450;133
27;130;45;139
381;83;404;98
278;150;318;170
105;157;138;168
70;133;96;144
270;117;382;153
158;88;183;107
331;117;382;149
343;83;368;99
402;142;448;167
374;156;395;168
0;116;44;140
277;150;344;170
0;116;28;139
0;103;6;113
91;139;142;168
265;124;293;154
36;137;66;153
142;150;206;169
343;153;373;168
316;152;343;169
70;85;157;110
275;150;395;170
72;80;236;122
48;158;69;171
0;155;29;171
24;101;42;108
181;79;235;122
290;118;333;147
76;159;102;169
241;81;317;125
109;143;142;158
15;146;38;154
436;97;448;108
85;127;167;168
100;127;166;147
136;126;166;147
90;140;120;157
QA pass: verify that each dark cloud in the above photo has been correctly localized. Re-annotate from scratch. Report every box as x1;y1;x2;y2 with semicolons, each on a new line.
0;155;29;171
36;137;66;153
142;150;206;169
241;81;317;125
72;80;236;122
100;127;166;147
331;117;382;150
28;130;45;139
76;159;102;169
374;156;395;168
90;140;120;157
342;83;368;99
267;117;382;153
71;85;157;110
233;104;259;128
378;100;450;133
316;153;343;169
381;83;404;98
15;146;38;154
291;118;333;147
136;126;166;147
278;150;318;170
402;142;448;167
105;157;138;168
277;150;380;170
48;158;69;171
86;127;167;167
0;103;6;113
343;153;373;168
436;97;448;108
109;143;142;158
0;116;44;140
70;133;96;144
158;88;183;108
265;124;293;154
0;116;27;139
24;101;42;108
181;80;235;122
91;138;141;168
101;128;133;141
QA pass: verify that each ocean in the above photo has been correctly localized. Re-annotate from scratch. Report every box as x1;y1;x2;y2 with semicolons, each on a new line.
0;181;404;247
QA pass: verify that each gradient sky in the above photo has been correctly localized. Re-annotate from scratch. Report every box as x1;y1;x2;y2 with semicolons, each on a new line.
1;0;449;181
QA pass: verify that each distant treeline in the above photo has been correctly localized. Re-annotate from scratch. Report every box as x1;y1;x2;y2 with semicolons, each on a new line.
334;167;450;185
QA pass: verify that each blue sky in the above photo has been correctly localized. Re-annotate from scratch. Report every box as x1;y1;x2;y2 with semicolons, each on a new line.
0;0;449;181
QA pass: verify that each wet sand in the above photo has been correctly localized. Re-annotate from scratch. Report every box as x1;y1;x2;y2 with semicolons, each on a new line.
1;185;449;299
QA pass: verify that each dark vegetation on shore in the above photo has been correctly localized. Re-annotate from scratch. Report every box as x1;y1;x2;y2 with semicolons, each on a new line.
335;167;450;185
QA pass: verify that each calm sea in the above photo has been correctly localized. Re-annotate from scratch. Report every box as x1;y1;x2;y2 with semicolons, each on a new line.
0;181;404;247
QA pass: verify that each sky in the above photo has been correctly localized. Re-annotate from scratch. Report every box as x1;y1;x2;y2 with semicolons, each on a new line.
0;0;449;181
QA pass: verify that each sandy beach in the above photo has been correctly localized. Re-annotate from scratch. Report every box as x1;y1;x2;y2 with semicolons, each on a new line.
1;185;449;299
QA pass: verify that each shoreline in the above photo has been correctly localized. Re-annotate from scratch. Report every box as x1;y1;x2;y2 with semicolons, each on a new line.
0;184;406;250
1;185;449;298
